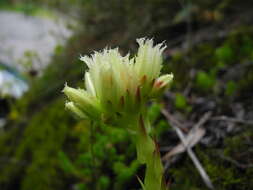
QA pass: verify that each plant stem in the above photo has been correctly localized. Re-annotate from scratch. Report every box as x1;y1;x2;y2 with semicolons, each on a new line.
133;113;166;190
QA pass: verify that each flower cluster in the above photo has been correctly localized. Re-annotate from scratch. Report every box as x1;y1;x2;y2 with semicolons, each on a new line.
63;38;173;123
63;38;173;190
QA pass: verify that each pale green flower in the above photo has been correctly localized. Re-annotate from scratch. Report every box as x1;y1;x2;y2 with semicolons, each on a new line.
65;101;88;119
63;38;173;122
135;38;166;82
63;85;102;119
63;38;173;190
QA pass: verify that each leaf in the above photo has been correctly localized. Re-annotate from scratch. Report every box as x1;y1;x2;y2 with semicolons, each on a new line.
58;151;79;175
137;176;147;190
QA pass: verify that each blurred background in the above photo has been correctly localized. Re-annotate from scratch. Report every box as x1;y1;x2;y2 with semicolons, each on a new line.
0;0;253;190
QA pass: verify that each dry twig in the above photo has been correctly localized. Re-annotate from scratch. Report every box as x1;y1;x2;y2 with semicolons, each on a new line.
161;109;214;189
211;116;253;125
218;153;253;169
162;127;205;161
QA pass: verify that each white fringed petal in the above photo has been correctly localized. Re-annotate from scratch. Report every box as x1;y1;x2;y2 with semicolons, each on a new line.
64;38;172;119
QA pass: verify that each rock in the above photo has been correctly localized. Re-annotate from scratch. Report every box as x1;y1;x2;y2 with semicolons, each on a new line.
0;11;73;73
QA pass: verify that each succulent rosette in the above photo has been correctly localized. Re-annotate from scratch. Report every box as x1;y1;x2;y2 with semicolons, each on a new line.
63;38;173;190
63;38;173;123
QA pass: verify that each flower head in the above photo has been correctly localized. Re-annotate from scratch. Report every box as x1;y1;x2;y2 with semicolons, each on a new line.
63;38;173;123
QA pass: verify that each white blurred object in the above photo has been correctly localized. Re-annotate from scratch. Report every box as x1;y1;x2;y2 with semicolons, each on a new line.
0;11;74;73
0;64;28;98
0;118;6;129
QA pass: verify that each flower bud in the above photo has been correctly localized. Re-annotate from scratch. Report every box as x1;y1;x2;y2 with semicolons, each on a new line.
63;84;101;119
150;74;173;97
135;38;166;83
65;101;87;119
63;38;173;123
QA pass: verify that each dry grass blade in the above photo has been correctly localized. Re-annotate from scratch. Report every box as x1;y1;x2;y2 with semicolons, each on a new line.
211;116;253;125
162;127;205;161
161;109;214;189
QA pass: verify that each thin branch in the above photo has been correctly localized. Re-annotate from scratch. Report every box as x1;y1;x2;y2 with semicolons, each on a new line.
162;127;205;161
192;112;212;131
218;153;253;169
162;112;211;160
162;109;214;189
211;116;253;125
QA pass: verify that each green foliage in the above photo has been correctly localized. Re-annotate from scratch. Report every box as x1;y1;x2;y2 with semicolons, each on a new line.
19;50;39;72
59;103;168;190
215;44;233;63
0;98;73;190
153;120;169;139
113;160;139;189
173;93;192;113
198;150;242;189
195;71;216;92
169;127;253;190
174;93;187;109
147;103;170;139
57;119;139;190
58;151;79;175
54;45;64;56
215;28;253;65
0;2;52;17
225;81;237;96
98;175;110;190
148;102;162;123
237;63;253;93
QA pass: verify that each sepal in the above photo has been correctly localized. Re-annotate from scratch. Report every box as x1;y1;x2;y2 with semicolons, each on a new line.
65;101;87;119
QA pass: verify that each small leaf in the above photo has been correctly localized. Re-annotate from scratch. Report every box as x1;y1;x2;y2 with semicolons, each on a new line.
137;176;147;190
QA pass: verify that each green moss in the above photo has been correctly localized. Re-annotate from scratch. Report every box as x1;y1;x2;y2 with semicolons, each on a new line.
215;44;234;63
0;98;74;190
195;71;216;92
225;81;237;96
174;93;187;109
169;128;253;190
0;2;54;18
238;64;253;93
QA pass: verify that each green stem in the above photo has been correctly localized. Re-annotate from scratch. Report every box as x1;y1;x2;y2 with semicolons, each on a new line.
133;113;166;190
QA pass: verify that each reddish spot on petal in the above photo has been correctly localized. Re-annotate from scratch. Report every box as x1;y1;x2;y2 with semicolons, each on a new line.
151;78;155;86
126;89;130;95
141;75;147;84
153;138;161;156
136;86;141;102
154;81;163;88
120;96;125;107
139;114;146;135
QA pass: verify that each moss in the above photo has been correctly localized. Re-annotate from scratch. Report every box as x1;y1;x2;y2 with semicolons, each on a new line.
0;98;74;190
169;128;253;190
174;93;187;109
0;2;55;18
194;71;217;94
225;81;238;96
224;129;253;166
58;120;139;190
215;44;234;63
